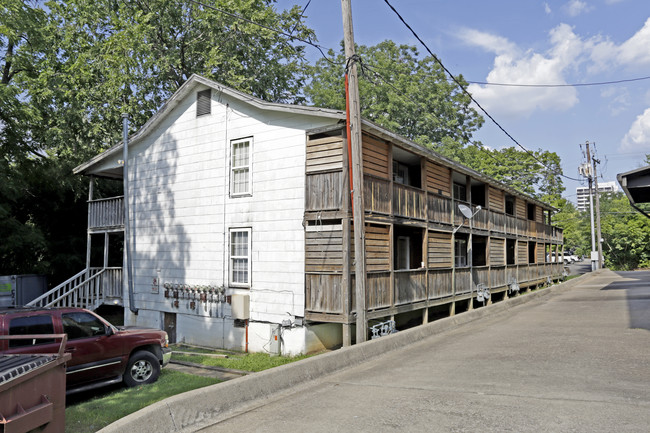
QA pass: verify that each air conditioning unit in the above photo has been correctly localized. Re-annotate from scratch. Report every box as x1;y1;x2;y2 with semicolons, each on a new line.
231;294;250;319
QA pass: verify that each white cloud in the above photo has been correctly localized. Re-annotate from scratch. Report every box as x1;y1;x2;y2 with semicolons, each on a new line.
456;28;518;56
544;2;552;14
464;24;582;117
459;18;650;118
618;17;650;66
621;108;650;152
564;0;593;17
589;17;650;71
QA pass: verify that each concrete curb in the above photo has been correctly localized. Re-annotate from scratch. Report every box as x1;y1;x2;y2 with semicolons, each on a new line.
98;271;600;433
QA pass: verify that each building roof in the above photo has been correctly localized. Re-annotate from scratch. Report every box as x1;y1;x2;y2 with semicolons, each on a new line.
617;165;650;205
74;75;555;211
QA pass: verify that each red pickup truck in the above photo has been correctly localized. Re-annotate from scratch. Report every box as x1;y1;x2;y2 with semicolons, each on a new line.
0;306;171;394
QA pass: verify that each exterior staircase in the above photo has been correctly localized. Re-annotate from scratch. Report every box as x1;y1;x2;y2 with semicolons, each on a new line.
27;267;123;310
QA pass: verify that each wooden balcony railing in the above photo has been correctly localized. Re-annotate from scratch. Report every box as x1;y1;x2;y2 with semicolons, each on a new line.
307;262;567;318
393;183;426;220
89;196;124;230
364;176;391;214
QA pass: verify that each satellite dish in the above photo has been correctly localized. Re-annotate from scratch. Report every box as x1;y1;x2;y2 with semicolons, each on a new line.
458;204;473;219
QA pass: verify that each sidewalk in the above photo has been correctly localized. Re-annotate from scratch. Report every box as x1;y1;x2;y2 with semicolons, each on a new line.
101;270;650;432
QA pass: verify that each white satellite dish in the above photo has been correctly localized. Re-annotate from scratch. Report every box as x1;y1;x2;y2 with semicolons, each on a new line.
453;204;481;234
458;204;473;219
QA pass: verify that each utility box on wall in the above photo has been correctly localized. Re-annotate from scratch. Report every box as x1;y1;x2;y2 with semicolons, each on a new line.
231;294;250;319
269;324;281;356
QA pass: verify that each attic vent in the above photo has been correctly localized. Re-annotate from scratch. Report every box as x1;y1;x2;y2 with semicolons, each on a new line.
197;89;211;117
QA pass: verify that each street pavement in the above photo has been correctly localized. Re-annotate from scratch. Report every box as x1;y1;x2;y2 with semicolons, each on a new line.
200;269;650;433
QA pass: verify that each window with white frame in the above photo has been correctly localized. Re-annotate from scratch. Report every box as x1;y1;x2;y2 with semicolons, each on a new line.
231;138;252;196
230;229;251;286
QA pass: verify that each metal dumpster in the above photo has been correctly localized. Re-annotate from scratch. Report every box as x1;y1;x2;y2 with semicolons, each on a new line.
0;335;69;433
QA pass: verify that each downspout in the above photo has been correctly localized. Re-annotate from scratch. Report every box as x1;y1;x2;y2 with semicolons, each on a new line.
123;113;138;314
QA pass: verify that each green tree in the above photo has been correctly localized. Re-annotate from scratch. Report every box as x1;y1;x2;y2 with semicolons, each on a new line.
599;192;650;270
1;0;316;283
306;40;484;159
551;198;588;256
460;145;565;201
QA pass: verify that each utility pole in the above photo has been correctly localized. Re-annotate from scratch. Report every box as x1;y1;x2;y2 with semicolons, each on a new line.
581;141;597;271
592;154;604;269
341;0;367;343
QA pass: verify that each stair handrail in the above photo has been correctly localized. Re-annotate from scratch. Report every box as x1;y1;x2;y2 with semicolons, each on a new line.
44;269;106;308
27;268;103;308
27;269;88;307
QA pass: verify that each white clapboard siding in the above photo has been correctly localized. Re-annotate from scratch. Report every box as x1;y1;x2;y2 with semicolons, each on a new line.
128;87;336;322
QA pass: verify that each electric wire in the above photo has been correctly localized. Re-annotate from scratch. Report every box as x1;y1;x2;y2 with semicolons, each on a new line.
361;61;505;167
466;75;650;88
382;0;582;182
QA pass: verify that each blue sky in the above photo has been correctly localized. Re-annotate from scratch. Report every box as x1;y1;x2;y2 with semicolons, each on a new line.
275;0;650;202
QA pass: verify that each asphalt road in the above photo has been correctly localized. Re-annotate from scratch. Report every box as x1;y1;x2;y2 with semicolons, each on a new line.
200;269;650;433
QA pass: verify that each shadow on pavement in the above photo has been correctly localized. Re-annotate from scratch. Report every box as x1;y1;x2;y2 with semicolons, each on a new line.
600;270;650;331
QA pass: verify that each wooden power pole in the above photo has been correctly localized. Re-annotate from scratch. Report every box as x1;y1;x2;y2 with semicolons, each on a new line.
341;0;367;343
592;155;604;269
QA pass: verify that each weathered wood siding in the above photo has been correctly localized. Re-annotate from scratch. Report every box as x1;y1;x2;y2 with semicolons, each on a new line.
395;270;426;305
362;134;390;178
428;231;452;268
366;272;391;310
429;269;453;298
536;206;544;223
305;225;343;273
517;241;528;265
536;242;545;264
365;224;390;272
393;184;426;220
306;135;343;173
516;198;527;220
490;237;505;266
428;194;453;224
306;274;342;314
488;187;504;212
364;176;391;214
306;172;343;210
425;161;451;197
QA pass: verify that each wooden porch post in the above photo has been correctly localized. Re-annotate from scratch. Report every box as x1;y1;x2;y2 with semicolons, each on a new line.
86;176;94;271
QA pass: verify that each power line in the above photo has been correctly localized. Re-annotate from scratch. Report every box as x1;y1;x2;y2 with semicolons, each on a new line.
357;59;508;168
467;76;650;88
382;0;582;183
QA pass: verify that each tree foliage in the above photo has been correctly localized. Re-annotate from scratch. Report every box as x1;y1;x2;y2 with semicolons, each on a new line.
599;192;650;270
460;145;565;201
1;0;316;282
551;198;588;255
306;40;484;160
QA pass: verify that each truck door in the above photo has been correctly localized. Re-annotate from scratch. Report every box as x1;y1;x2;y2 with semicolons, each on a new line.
61;311;125;387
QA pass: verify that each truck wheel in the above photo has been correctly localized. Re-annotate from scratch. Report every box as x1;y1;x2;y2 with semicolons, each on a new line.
124;351;160;387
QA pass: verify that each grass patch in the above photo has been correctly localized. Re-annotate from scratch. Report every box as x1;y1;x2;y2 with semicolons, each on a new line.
171;346;312;372
65;370;219;433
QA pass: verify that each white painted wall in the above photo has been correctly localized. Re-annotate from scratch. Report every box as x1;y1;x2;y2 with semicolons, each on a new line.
117;84;340;353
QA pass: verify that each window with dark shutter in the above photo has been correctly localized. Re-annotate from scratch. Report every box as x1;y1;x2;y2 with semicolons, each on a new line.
197;89;211;116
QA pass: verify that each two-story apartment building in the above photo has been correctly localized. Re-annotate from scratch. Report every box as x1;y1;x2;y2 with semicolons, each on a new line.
68;75;563;355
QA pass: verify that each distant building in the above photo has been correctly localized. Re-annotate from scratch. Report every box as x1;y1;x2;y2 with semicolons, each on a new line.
576;181;619;212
